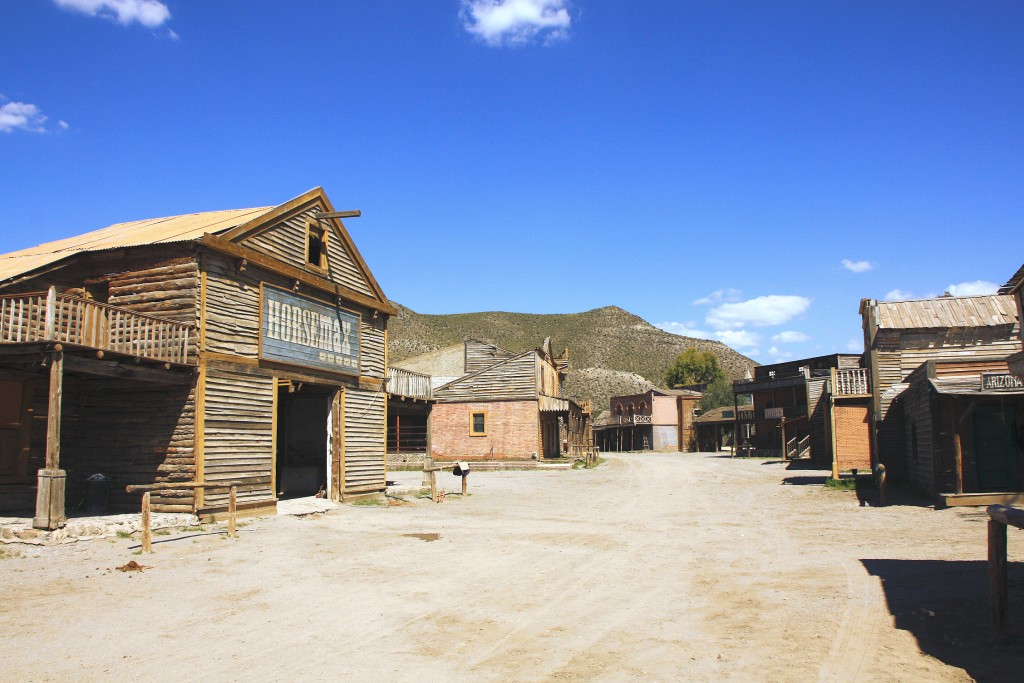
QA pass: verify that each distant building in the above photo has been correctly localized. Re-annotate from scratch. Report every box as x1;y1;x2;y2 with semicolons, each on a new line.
428;339;592;461
731;354;870;470
693;406;738;452
593;387;701;452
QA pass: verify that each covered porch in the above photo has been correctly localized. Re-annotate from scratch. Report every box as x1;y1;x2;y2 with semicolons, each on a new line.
0;288;196;529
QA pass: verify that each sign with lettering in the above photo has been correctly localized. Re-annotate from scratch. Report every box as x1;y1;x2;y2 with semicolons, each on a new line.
765;407;784;419
981;373;1024;390
260;286;360;375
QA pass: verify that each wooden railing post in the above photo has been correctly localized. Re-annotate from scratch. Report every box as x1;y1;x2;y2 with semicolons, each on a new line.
141;492;152;553
44;286;56;339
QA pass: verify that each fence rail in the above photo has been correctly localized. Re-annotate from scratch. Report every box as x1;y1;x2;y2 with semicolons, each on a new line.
0;287;194;365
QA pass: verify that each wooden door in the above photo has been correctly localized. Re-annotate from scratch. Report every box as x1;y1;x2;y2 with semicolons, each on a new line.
0;379;31;480
973;405;1017;491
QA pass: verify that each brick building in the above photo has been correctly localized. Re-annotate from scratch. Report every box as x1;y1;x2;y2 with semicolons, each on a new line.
427;339;591;461
593;387;701;452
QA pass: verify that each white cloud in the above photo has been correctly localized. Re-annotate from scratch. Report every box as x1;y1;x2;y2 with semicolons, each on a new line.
54;0;170;27
763;346;794;362
461;0;571;46
706;295;811;330
654;322;714;339
772;330;810;344
693;288;742;306
0;100;48;133
841;259;873;273
946;280;999;297
884;289;914;301
845;338;862;352
716;330;761;349
58;120;69;130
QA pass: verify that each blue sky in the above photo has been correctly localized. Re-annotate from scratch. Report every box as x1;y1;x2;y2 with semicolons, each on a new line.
2;1;1022;365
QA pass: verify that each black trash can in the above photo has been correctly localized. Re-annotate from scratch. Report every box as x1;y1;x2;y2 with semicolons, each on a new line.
85;473;110;514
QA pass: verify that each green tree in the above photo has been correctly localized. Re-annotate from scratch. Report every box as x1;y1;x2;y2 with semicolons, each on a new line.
699;375;736;411
665;348;725;387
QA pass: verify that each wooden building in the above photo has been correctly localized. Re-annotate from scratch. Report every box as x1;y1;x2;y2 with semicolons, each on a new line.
860;295;1021;482
901;358;1024;506
0;188;396;528
693;406;737;452
593;387;701;452
428;339;592;461
1000;264;1024;378
731;354;867;467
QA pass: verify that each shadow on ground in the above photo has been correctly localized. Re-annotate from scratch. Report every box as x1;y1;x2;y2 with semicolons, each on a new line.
863;559;1024;681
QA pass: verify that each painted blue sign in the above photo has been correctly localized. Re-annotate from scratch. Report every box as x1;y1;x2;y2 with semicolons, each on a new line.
261;286;360;375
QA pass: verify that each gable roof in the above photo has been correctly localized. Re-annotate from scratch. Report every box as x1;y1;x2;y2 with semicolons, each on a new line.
0;187;394;314
866;294;1017;330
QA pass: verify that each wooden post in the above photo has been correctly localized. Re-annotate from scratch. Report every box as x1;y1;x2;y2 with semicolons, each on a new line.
228;486;237;538
953;400;965;495
430;469;438;503
779;417;787;461
989;519;1008;638
875;464;887;506
461;473;468;496
141;492;152;553
33;350;66;530
44;286;56;339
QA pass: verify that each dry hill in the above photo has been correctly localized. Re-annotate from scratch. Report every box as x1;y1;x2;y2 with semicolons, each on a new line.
388;304;757;412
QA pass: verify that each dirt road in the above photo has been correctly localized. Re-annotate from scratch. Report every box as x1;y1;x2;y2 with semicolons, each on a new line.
3;453;1023;681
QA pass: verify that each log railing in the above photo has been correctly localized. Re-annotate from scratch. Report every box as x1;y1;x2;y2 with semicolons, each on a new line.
0;287;194;365
386;366;432;400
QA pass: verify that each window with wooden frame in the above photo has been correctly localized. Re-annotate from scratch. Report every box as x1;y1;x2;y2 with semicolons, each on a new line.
470;410;487;436
306;218;329;271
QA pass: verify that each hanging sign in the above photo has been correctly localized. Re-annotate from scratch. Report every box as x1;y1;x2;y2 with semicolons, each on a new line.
981;373;1024;390
765;407;784;419
260;285;360;375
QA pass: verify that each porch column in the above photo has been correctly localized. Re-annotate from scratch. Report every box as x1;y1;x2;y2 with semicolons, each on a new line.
34;349;66;530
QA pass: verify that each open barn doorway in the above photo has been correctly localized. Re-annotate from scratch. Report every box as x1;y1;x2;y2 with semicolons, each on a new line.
275;382;334;500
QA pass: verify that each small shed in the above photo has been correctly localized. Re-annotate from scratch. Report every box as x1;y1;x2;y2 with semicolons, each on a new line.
693;406;737;452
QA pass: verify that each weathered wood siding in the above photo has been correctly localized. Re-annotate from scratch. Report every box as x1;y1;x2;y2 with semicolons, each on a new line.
202;252;263;357
343;386;386;492
464;340;516;374
902;380;936;493
243;207;376;299
202;365;274;507
434;352;537;402
807;377;830;463
537;354;560;398
360;312;386;379
58;375;196;513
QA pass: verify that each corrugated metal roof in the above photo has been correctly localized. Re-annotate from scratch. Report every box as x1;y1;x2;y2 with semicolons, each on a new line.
0;206;272;282
873;294;1017;330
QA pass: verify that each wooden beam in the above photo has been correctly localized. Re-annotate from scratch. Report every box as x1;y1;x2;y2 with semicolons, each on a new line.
62;355;195;385
315;210;361;219
45;351;63;471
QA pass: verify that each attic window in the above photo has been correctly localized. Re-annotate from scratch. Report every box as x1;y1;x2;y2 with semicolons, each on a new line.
307;220;328;270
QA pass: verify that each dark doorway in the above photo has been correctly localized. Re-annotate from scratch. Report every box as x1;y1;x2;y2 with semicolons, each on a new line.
276;384;332;499
973;404;1018;491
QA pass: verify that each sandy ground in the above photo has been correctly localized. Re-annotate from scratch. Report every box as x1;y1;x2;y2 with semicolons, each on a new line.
3;453;1024;682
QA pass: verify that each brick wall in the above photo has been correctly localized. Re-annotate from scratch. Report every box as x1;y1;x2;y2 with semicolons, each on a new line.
835;404;872;472
430;400;539;460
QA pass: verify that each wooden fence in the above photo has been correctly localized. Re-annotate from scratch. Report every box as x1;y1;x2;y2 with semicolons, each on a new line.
0;287;193;364
386;366;432;400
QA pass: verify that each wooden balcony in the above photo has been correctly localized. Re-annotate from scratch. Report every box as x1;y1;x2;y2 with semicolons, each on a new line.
387;366;432;401
0;288;194;365
832;368;871;397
